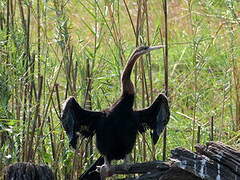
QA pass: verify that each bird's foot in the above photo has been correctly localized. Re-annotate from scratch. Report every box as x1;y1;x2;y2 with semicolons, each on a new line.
97;164;113;180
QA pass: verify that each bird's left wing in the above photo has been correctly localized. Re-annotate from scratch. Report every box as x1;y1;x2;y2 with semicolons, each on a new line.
61;96;103;149
134;93;170;144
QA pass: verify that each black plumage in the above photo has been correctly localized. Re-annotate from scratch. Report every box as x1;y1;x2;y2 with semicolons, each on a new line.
61;45;170;178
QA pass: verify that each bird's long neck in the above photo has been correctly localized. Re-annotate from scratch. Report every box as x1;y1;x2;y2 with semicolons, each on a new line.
121;53;140;95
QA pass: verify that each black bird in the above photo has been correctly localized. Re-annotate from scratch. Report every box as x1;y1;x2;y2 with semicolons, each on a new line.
61;45;170;178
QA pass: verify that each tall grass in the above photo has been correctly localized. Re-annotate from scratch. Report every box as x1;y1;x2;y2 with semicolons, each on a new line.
0;0;240;179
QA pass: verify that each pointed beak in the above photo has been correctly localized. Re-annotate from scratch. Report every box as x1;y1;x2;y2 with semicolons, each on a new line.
147;45;165;52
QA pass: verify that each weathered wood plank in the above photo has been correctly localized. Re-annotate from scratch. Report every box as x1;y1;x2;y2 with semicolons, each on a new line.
196;142;240;176
171;147;240;180
126;166;201;180
78;142;240;180
110;160;170;174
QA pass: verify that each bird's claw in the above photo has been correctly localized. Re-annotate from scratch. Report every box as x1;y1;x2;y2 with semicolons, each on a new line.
96;164;112;180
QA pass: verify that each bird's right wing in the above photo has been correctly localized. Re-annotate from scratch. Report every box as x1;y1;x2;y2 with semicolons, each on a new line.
61;96;103;149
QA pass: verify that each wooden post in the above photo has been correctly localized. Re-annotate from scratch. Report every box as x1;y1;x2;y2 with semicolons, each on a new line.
4;162;54;180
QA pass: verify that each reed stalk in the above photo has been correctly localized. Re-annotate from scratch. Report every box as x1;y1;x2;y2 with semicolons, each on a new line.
162;0;168;161
1;0;239;179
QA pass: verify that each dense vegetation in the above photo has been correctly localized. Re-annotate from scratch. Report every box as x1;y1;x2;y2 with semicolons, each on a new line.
0;0;239;179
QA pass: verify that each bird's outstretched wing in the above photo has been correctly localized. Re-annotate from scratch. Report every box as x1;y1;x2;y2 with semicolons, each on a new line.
134;93;170;144
61;96;103;149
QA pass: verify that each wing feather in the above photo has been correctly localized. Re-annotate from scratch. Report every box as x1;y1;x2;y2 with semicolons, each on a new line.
61;96;103;148
135;93;170;144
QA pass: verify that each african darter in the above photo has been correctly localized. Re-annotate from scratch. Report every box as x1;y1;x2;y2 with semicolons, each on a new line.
61;45;170;179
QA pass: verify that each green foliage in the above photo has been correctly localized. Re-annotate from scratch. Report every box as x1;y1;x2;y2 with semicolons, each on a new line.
0;0;240;179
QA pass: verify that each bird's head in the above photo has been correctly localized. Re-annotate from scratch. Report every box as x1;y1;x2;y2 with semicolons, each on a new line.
133;45;165;57
121;45;165;95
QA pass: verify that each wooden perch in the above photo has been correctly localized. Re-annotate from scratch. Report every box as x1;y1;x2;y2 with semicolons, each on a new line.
110;160;170;174
97;142;240;180
196;142;240;176
79;159;171;180
4;142;239;180
80;159;201;180
125;166;201;180
171;142;240;180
